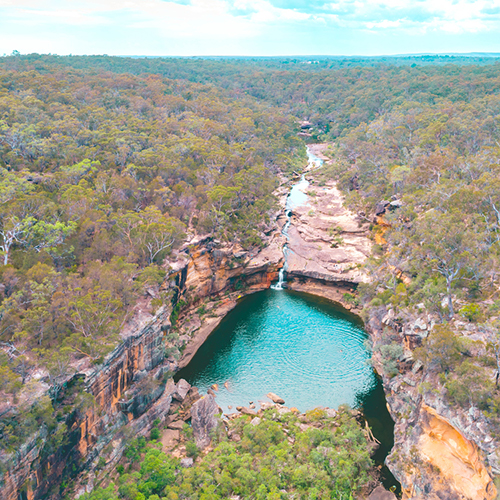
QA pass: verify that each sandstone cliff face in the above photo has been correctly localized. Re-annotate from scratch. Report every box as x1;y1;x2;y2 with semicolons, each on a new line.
368;306;498;500
1;307;173;500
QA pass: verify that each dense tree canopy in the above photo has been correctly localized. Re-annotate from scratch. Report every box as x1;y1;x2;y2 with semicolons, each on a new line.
0;59;304;398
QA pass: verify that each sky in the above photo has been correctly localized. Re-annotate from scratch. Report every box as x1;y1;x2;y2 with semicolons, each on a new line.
0;0;500;57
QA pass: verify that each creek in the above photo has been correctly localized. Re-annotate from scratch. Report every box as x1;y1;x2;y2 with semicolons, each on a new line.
176;148;398;490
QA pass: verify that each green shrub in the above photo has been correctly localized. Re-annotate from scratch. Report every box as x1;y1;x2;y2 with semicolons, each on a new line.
414;325;463;372
379;342;404;377
459;303;481;322
185;440;198;458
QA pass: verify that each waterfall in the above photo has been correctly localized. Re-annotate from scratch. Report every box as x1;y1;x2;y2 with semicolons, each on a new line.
272;147;323;290
271;210;292;290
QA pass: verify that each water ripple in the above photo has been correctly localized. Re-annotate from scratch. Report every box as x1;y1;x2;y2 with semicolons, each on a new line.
177;290;376;413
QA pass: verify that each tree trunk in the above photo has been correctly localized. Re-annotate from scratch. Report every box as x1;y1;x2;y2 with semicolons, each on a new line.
447;277;454;318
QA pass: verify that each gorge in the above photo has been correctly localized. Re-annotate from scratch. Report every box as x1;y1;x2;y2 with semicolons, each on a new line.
2;142;498;500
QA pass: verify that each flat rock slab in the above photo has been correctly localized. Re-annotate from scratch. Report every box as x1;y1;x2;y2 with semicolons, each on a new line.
161;429;180;451
239;407;257;416
368;486;397;500
285;179;371;284
167;420;185;430
267;392;285;404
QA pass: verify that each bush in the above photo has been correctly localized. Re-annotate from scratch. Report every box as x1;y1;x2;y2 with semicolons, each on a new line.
185;440;198;458
414;325;463;372
379;342;404;377
459;303;481;322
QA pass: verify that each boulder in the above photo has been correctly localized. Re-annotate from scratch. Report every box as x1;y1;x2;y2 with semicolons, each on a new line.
180;457;194;468
326;408;337;418
374;200;391;216
250;417;261;426
368;486;397;500
389;199;403;209
191;394;219;448
267;392;285;404
167;420;185;430
240;407;258;416
173;379;191;401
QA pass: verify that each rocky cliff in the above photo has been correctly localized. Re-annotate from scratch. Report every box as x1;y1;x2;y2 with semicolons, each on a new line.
368;302;499;500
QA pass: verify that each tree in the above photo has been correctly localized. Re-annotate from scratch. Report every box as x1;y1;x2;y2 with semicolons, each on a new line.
116;208;185;264
65;285;123;360
414;325;463;372
0;214;34;265
413;210;481;318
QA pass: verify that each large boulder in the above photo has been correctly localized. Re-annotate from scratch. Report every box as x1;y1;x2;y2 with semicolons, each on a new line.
374;200;391;216
191;394;219;448
267;392;285;404
173;379;191;401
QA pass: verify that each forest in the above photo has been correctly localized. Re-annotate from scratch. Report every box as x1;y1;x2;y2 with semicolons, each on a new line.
81;407;376;500
1;53;500;498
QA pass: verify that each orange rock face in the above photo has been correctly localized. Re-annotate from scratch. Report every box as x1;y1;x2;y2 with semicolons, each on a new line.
406;404;497;500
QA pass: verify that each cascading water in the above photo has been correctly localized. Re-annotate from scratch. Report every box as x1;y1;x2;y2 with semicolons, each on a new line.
272;147;323;290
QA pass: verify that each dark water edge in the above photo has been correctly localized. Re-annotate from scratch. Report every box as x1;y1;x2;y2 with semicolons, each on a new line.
176;289;401;494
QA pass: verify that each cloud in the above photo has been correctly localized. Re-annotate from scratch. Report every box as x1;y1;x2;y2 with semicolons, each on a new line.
1;0;499;34
0;0;499;55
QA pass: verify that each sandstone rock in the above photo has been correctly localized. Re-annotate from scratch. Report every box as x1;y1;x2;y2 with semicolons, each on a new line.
414;317;427;331
180;457;194;468
181;387;201;409
375;200;391;216
173;379;191;401
167;420;185;430
326;408;337;418
267;392;285;404
240;407;258;416
259;402;275;410
161;429;180;451
191;395;219;449
368;486;396;500
250;417;261;426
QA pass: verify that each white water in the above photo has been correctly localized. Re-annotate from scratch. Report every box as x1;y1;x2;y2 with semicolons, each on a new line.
272;147;324;290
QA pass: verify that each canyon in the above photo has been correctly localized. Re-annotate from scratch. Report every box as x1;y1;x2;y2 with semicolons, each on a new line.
1;146;498;500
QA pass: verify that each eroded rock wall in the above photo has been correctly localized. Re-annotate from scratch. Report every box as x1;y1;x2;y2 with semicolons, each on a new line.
0;236;284;500
1;307;172;500
368;306;498;500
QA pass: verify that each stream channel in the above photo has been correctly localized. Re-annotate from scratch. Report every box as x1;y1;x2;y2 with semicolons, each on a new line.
176;148;398;491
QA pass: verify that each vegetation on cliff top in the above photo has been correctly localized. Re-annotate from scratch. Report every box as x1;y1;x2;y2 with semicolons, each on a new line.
0;60;303;405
